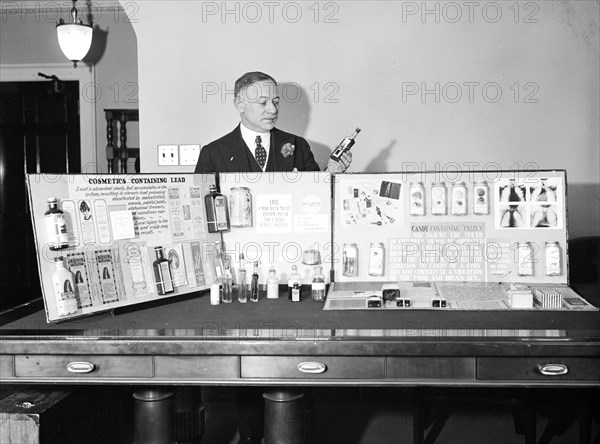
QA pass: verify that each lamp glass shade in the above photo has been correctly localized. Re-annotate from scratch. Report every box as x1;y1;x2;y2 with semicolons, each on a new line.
56;23;93;63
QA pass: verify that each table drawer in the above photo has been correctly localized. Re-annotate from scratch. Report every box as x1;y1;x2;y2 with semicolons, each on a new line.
477;357;600;381
15;355;153;378
241;356;385;379
0;355;14;379
155;356;239;379
387;357;475;380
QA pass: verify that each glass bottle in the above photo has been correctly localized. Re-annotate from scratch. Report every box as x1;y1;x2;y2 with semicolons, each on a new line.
237;253;247;303
330;127;361;161
311;266;326;302
451;182;468;215
221;257;233;304
431;182;447;215
545;241;562;276
44;197;69;250
213;241;225;279
266;265;279;299
368;242;385;277
517;242;534;276
51;257;78;317
250;262;260;302
473;181;490;215
204;184;230;232
153;246;174;295
342;243;359;277
288;265;302;302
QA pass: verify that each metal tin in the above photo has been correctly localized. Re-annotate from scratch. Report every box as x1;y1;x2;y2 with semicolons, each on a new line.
368;242;385;276
517;242;534;276
451;182;468;215
229;187;252;227
545;241;561;276
409;182;426;216
342;243;359;277
431;182;447;215
473;181;490;215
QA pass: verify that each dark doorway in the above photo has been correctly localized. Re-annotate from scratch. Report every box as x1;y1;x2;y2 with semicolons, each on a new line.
0;79;81;312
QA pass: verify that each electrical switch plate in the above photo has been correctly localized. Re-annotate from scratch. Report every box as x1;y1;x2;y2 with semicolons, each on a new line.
157;145;179;166
179;144;201;166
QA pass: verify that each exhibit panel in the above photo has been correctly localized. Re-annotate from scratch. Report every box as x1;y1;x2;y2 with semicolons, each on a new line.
328;170;595;311
26;173;221;322
219;171;333;285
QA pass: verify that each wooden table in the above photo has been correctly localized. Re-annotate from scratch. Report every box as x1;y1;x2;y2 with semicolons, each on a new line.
1;284;598;443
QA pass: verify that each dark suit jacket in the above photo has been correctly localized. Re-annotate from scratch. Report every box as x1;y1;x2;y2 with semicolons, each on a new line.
195;125;321;173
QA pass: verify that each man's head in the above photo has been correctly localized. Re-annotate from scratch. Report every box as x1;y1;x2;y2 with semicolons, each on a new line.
234;71;279;132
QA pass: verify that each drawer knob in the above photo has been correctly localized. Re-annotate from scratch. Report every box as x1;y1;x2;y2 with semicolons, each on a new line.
297;361;327;374
67;361;96;373
537;363;568;376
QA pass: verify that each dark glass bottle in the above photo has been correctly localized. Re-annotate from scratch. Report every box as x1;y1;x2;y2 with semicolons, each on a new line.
153;246;174;295
44;197;69;250
204;185;230;232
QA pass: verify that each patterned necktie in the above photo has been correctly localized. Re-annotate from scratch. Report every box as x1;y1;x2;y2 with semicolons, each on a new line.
255;135;267;169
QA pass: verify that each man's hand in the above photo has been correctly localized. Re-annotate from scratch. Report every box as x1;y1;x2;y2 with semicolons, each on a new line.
325;152;352;173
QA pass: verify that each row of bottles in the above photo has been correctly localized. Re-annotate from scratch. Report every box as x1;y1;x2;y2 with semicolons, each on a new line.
409;181;490;217
211;241;327;304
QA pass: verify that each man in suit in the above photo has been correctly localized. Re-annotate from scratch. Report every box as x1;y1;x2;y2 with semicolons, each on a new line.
195;71;351;174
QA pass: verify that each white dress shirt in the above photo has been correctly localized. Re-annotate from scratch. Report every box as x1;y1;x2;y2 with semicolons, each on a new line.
240;123;271;171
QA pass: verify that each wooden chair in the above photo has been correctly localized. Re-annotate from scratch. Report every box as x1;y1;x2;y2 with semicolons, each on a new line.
105;108;139;173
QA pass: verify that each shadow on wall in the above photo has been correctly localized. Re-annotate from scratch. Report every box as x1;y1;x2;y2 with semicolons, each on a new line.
84;24;108;66
277;84;397;173
567;183;600;239
276;83;331;170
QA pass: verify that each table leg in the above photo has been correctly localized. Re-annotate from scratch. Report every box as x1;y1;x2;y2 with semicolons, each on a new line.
133;388;175;444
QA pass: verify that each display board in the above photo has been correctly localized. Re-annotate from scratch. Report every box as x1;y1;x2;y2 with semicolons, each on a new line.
219;172;333;285
27;174;220;322
332;170;569;285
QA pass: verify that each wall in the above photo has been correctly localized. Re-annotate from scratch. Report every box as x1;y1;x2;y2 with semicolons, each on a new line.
129;0;599;239
0;1;139;173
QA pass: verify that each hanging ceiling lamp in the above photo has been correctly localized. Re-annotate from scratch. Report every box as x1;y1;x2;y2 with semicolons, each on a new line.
56;0;93;68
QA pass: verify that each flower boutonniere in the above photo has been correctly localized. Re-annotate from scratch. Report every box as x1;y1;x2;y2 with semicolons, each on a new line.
281;143;295;158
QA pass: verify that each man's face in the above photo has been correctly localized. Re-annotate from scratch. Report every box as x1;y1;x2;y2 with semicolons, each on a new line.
235;80;279;132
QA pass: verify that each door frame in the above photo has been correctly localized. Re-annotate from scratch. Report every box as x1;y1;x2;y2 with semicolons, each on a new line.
0;63;97;171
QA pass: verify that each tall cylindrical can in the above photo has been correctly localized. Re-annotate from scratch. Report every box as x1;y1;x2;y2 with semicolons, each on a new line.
343;243;359;277
431;182;447;215
545;241;562;276
409;182;426;216
229;187;252;227
451;182;468;215
473;181;490;215
517;242;534;276
368;242;385;276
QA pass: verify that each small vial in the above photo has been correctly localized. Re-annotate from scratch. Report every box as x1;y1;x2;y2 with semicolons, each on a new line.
210;283;221;305
545;241;562;276
237;253;247;303
288;265;302;302
250;262;259;302
451;182;468;215
517;242;534;276
221;276;232;303
311;266;326;302
431;182;447;215
266;266;279;299
473;181;490;215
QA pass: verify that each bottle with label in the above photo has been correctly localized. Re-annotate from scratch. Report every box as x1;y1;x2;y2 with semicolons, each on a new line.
51;257;78;317
153;246;174;295
409;182;426;216
250;262;260;302
205;185;230;232
330;127;361;161
342;243;359;277
311;266;326;302
368;242;385;276
451;182;468;215
44;197;69;250
213;241;225;279
431;182;447;215
473;181;490;215
545;241;562;276
517;242;534;276
288;265;302;302
237;253;247;303
221;260;233;304
266;265;279;299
